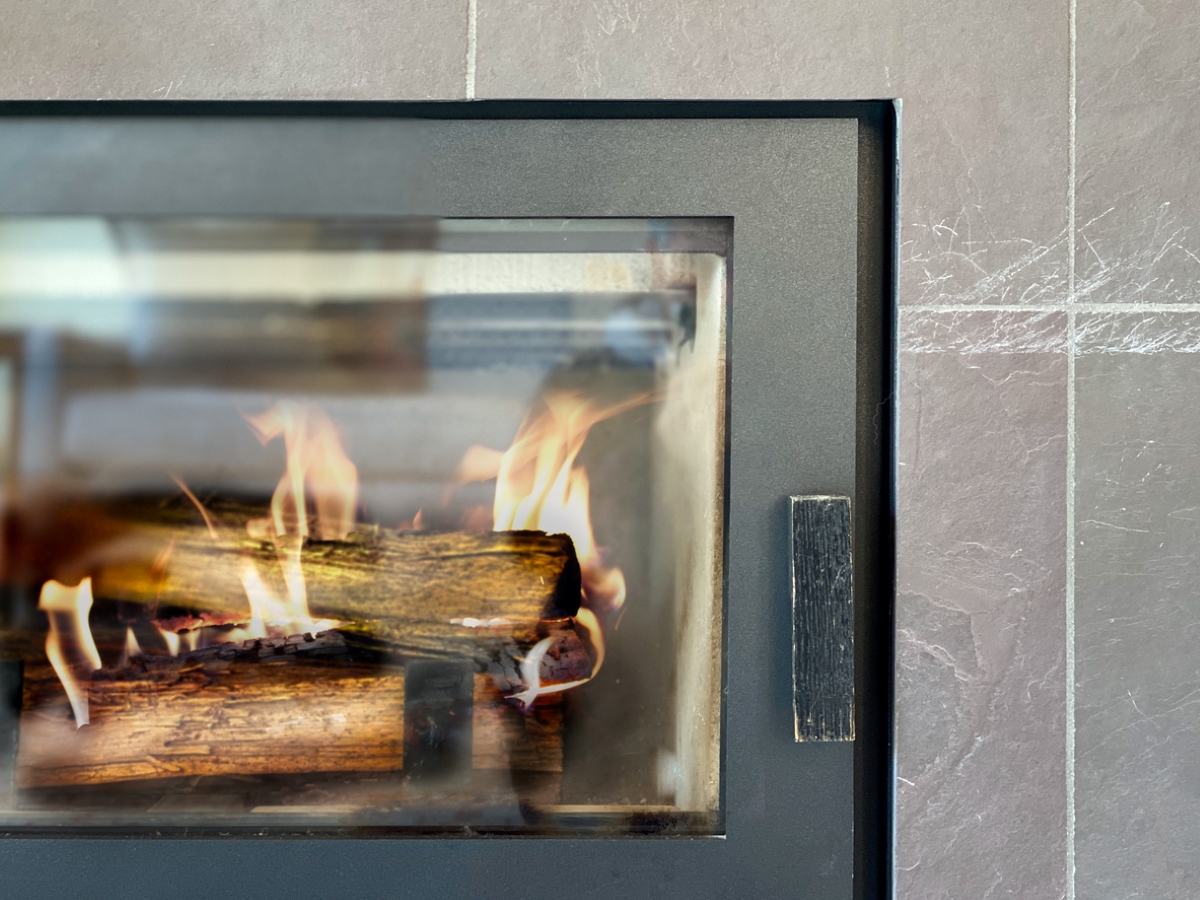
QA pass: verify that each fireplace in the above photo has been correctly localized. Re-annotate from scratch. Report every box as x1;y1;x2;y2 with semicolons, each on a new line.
0;102;894;900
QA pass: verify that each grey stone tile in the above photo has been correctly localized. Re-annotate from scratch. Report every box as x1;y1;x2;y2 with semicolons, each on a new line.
1077;310;1200;354
476;0;1070;307
0;0;466;99
900;309;1067;354
896;310;1067;898
1075;313;1200;899
1075;0;1200;304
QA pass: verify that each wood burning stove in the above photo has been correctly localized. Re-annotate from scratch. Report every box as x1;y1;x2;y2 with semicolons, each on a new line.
0;102;895;900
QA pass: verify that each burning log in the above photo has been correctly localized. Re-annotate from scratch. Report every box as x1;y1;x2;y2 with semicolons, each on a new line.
16;631;568;789
6;395;620;800
50;499;582;663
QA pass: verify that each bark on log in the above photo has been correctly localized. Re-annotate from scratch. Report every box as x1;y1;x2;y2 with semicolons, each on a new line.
56;498;582;662
16;632;567;789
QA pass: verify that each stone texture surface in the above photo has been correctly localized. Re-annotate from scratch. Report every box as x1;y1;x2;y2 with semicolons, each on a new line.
0;0;467;99
1075;0;1200;304
1074;316;1200;899
475;0;1070;307
895;310;1068;899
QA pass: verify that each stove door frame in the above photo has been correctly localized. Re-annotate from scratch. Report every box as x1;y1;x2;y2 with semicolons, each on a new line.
0;101;896;900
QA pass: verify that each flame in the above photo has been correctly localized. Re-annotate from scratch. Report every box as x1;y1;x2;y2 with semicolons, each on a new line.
456;445;506;484
459;390;645;705
573;607;605;675
227;556;335;641
156;624;180;656
151;537;176;577
398;508;425;531
145;538;176;628
38;578;102;727
147;405;347;649
169;473;219;539
488;391;641;617
119;626;142;666
235;401;350;640
245;400;359;541
511;636;592;707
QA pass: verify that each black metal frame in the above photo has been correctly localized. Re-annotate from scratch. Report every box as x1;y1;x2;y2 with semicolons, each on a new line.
0;100;897;900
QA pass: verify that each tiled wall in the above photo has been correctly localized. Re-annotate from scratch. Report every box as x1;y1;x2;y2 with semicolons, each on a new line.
2;0;1196;895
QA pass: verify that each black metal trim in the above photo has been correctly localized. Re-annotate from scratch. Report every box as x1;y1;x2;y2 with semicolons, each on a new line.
0;102;898;900
853;100;899;900
0;98;895;121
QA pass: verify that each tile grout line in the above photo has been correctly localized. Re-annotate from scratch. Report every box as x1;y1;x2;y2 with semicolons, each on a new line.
1065;313;1077;899
465;0;477;99
903;303;1200;313
1066;0;1078;891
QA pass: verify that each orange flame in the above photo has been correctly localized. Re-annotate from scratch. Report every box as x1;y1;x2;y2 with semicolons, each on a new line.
245;400;359;541
169;473;219;539
39;578;102;727
573;607;605;675
398;508;425;531
459;390;645;704
227;553;336;642
489;391;640;614
238;401;350;639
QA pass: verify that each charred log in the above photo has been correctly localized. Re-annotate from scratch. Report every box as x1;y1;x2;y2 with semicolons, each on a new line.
16;631;567;789
24;498;583;663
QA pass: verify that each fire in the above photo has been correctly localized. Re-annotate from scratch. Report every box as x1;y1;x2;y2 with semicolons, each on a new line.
159;406;351;651
236;401;349;640
119;626;142;666
573;607;604;674
245;400;358;541
35;390;629;725
460;390;644;703
38;578;102;727
169;474;219;539
488;391;641;617
512;636;591;707
398;508;425;531
228;556;335;642
156;624;180;656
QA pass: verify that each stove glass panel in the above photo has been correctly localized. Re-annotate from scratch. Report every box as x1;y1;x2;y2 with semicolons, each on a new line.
0;218;727;834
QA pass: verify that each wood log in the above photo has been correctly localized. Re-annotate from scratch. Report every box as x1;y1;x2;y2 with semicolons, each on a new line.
16;632;566;789
35;497;582;663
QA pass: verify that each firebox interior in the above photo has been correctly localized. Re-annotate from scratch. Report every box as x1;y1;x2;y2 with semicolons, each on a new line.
0;217;727;834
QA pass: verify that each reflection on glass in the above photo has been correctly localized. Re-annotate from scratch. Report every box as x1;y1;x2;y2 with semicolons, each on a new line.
0;219;726;834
